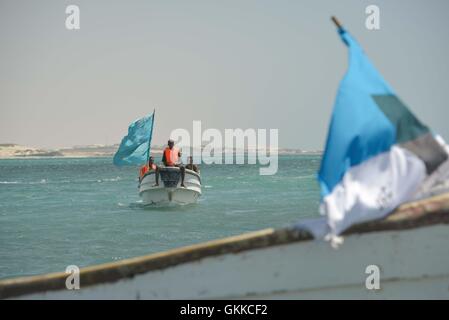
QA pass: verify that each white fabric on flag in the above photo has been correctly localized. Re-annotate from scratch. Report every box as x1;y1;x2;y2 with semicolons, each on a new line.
320;145;426;236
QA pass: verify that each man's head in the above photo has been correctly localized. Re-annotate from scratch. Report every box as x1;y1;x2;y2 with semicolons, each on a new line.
168;139;174;149
148;156;154;164
188;156;193;165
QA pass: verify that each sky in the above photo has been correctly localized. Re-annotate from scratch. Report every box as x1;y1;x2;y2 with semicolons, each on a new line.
1;0;449;150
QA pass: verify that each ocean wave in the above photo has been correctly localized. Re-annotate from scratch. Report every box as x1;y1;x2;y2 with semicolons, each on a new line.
296;175;315;180
97;177;121;183
27;179;47;185
0;179;47;185
118;201;145;209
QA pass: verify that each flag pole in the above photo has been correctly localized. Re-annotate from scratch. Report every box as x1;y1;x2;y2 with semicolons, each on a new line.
147;108;155;163
331;16;343;30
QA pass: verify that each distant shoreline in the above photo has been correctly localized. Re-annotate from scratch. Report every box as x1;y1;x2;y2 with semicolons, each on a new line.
0;144;322;159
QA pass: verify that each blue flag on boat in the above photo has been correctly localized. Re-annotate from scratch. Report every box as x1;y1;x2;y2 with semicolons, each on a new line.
113;112;155;166
312;26;448;237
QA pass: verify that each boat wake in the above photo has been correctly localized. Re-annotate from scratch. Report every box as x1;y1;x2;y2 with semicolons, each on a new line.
118;200;197;211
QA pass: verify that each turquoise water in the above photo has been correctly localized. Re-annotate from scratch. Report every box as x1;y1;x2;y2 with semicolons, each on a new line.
0;155;320;280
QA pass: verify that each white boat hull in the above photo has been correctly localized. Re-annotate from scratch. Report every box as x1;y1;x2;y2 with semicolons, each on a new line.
139;168;201;205
5;224;449;299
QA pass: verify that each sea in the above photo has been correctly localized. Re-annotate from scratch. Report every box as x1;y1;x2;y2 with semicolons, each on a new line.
0;155;321;280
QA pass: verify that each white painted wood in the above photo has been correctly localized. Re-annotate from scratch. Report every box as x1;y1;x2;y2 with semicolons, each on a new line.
18;224;449;299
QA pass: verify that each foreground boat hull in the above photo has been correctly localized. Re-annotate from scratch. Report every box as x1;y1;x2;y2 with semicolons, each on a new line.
1;193;449;299
10;225;449;299
139;168;201;205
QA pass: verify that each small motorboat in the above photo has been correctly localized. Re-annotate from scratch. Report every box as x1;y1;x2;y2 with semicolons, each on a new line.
139;167;202;205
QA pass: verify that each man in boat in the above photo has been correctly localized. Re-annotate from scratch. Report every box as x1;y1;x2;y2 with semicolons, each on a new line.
139;156;158;183
154;139;186;187
185;156;200;174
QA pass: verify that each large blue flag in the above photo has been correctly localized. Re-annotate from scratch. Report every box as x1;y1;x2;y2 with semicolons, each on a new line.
113;112;155;166
309;26;448;238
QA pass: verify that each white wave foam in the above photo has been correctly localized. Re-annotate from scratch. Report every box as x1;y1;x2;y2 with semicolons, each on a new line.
0;179;47;185
97;177;121;183
0;181;19;184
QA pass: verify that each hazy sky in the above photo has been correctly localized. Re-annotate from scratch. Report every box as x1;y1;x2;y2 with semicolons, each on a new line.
1;0;449;149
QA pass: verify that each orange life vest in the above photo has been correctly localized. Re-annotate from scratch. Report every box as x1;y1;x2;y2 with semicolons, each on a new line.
164;147;179;166
139;163;156;178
